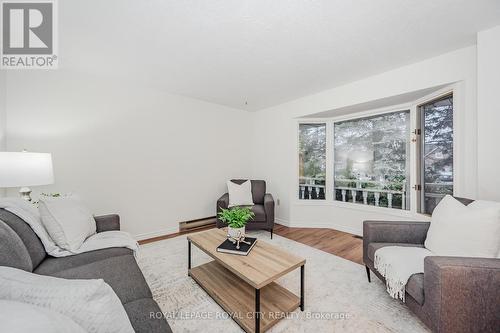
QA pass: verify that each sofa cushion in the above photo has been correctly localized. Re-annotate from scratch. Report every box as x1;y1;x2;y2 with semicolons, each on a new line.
249;204;266;222
231;179;266;204
0;208;46;269
35;254;152;304
425;195;500;257
0;266;134;333
34;247;133;275
0;220;32;271
250;180;266;204
38;197;97;252
227;180;254;207
406;273;424;305
124;298;173;333
0;300;87;333
367;242;424;262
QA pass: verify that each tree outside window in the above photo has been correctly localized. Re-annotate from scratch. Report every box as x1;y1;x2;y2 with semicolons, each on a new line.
334;111;410;209
299;123;326;199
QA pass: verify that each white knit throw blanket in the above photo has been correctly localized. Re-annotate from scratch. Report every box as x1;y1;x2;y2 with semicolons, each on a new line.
0;198;138;257
374;246;434;302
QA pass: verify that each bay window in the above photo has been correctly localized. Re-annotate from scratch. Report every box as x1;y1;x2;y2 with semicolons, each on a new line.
297;91;454;216
334;110;410;210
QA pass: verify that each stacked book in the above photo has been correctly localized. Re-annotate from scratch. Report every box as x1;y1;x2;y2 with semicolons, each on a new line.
216;237;257;256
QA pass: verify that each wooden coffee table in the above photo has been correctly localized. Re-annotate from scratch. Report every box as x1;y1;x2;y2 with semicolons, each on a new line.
187;228;306;333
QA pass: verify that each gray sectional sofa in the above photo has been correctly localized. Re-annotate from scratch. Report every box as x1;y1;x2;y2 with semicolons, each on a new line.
0;208;171;333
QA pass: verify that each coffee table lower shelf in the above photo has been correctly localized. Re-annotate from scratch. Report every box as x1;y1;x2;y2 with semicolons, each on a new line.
189;261;300;333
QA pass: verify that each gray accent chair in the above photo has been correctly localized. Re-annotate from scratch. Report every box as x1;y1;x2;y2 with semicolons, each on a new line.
216;179;275;238
0;208;171;333
363;197;500;333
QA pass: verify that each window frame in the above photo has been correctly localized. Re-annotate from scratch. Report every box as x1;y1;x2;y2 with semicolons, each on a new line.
332;108;412;211
296;120;328;200
295;84;460;219
416;92;455;215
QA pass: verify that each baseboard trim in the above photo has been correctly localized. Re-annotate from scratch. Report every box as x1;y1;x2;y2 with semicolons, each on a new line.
179;216;216;232
135;218;361;243
134;226;179;241
326;224;361;236
275;217;291;227
281;219;361;236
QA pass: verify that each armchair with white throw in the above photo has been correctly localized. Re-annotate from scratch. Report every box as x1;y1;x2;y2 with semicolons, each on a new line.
363;196;500;333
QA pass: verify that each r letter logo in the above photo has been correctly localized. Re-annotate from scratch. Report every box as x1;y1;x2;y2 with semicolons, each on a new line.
1;0;58;69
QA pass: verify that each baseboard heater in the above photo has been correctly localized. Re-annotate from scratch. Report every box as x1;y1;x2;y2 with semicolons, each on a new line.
179;216;217;232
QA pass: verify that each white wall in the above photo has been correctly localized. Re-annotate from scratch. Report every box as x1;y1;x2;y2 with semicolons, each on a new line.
477;25;500;201
2;40;491;238
251;46;478;235
0;72;5;150
4;70;251;239
0;72;6;197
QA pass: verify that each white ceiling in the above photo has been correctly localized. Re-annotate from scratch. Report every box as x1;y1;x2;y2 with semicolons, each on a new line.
61;0;500;111
302;84;450;118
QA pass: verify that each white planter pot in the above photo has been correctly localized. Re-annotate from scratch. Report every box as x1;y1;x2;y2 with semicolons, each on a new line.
227;226;245;239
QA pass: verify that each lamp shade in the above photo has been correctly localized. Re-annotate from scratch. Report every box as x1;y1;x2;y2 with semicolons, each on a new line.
0;152;54;188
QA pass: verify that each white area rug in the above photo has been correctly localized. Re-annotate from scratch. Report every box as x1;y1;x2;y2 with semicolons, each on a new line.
137;230;429;333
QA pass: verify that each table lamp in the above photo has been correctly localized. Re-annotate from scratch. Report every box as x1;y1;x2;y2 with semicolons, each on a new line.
0;151;54;201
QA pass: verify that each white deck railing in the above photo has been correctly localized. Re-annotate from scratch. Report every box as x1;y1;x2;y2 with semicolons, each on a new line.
299;177;407;209
334;186;405;209
299;177;326;199
299;178;453;211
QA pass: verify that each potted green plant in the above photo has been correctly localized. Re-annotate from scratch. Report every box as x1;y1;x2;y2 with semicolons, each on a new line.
217;206;255;239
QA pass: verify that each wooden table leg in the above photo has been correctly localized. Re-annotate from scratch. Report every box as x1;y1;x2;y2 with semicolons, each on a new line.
255;288;260;333
188;240;191;275
300;265;304;311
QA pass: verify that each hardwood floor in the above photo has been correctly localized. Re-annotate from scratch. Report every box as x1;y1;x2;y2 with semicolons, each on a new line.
140;223;363;265
274;224;363;265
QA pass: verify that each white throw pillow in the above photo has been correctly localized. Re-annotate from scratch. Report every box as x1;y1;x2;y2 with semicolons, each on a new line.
38;196;96;252
227;180;254;207
0;197;66;257
0;266;134;333
0;300;87;333
424;195;500;257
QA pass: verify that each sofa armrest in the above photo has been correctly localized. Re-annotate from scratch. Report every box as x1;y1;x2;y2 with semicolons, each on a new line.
217;193;229;211
363;220;430;263
423;256;500;333
264;193;275;227
216;193;229;227
94;214;120;232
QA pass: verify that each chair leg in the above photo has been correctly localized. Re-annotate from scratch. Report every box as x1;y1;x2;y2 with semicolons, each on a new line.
365;265;371;283
270;228;273;239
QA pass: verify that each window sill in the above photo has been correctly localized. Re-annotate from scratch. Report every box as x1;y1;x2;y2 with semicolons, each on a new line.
293;199;430;221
